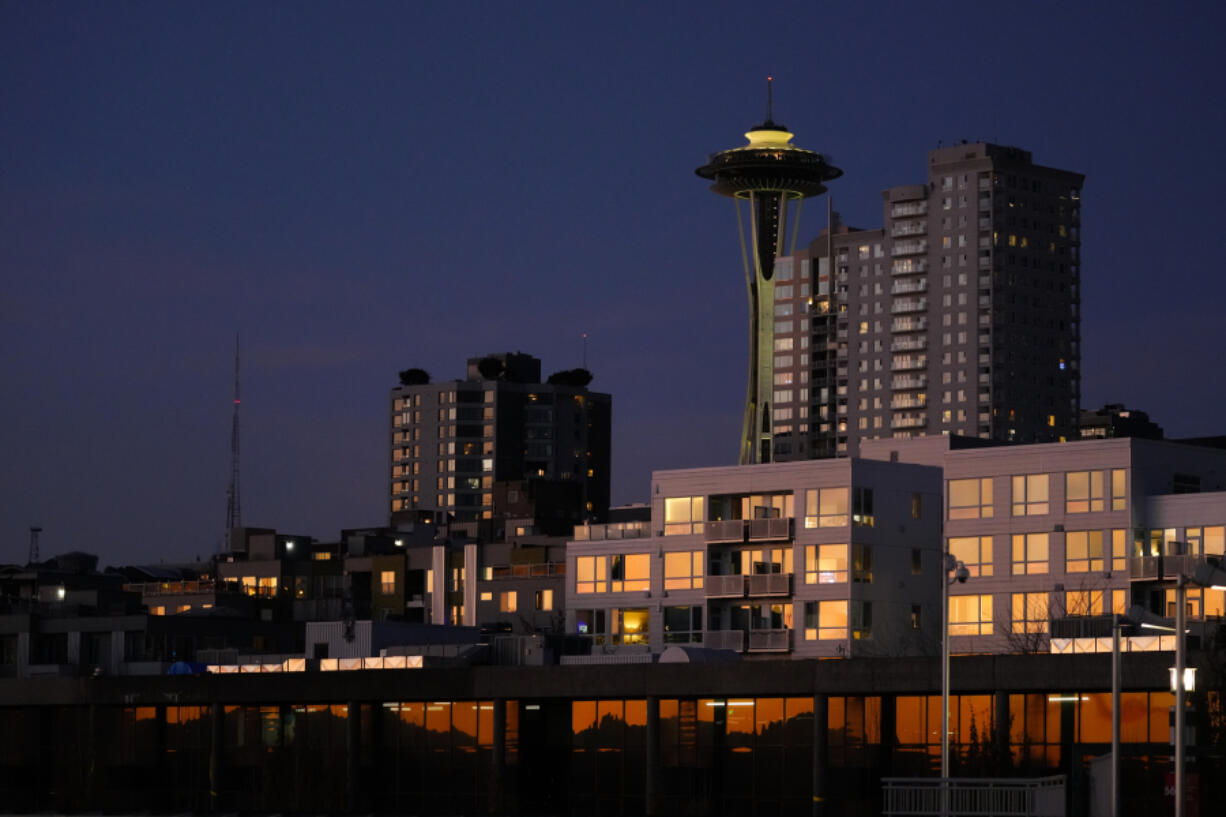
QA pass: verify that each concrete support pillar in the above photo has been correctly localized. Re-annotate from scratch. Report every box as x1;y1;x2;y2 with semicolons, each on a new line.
812;693;828;817
994;690;1010;773
346;701;360;814
491;699;506;814
880;694;897;777
645;696;660;816
209;702;223;812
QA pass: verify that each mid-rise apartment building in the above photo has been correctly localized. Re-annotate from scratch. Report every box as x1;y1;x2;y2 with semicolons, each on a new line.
565;436;1226;659
770;143;1084;459
389;352;611;526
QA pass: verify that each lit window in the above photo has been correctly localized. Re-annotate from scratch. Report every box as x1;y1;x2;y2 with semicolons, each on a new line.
1011;592;1048;634
1065;589;1104;616
499;591;517;613
664;496;705;535
948;536;993;577
949;594;993;635
852;487;874;527
1065;530;1104;572
1011;474;1049;516
611;554;651;592
1065;471;1104;513
803;600;849;640
663;551;705;590
948;478;993;519
1111;469;1127;511
805;544;847;584
1011;533;1049;575
535;589;553;611
380;571;396;595
804;487;848;528
575;556;607;594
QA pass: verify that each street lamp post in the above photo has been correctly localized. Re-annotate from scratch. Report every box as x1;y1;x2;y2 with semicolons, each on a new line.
941;553;969;817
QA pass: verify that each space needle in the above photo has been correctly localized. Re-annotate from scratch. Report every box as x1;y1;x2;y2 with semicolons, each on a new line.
696;79;841;465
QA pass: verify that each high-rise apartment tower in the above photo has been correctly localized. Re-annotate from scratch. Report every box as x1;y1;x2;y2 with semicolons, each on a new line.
696;81;841;465
389;352;611;526
768;143;1083;459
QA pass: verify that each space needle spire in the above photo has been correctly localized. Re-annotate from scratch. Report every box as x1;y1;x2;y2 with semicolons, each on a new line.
696;78;842;465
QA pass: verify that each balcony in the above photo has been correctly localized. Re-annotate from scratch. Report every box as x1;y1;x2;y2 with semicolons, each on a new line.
704;629;745;652
747;629;791;652
891;280;927;295
746;573;792;596
891;356;927;372
890;318;928;334
891;375;928;390
891;259;928;275
890;337;927;352
890;222;927;237
572;521;650;542
706;517;793;543
891;298;927;314
892;241;928;257
1130;554;1192;581
705;574;746;598
891;396;927;410
890;202;928;218
891;415;927;429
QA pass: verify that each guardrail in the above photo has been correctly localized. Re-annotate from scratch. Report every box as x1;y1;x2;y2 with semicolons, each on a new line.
882;775;1065;816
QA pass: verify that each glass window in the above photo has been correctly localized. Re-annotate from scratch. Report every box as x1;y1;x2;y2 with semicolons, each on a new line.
380;571;396;595
499;591;517;613
611;553;651;592
805;544;847;584
1011;592;1048;633
1066;471;1105;513
1012;533;1049;575
852;487;874;527
663;551;705;590
852;544;873;584
1111;469;1127;511
664;496;705;535
575;556;607;594
1065;530;1104;572
949;594;993;636
948;478;993;519
852;601;872;640
1065;589;1104;616
803;600;848;640
948;536;993;577
617;608;650;644
535;589;553;611
1111;529;1127;572
1011;474;1049;516
804;487;848;528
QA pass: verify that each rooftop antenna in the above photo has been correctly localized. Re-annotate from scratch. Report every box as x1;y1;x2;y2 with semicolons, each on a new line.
582;333;588;369
765;76;774;123
224;335;242;552
28;526;41;564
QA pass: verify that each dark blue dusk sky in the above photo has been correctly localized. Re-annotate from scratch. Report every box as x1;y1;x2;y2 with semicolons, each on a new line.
3;2;1224;566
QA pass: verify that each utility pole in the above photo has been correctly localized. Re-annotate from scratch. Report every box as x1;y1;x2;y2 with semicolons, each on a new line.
224;336;242;551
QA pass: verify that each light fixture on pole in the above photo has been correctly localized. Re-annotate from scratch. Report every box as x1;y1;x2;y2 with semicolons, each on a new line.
941;553;969;817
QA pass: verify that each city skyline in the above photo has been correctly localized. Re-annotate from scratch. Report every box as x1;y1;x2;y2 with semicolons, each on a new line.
3;3;1225;565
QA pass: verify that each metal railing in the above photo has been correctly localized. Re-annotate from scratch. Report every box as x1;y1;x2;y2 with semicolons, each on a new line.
882;776;1066;816
746;573;792;596
705;574;746;598
747;629;790;652
703;629;745;652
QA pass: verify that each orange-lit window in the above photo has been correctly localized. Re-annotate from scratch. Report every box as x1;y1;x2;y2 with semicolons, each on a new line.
805;544;847;584
1065;471;1104;513
949;594;993;636
948;478;993;519
1011;474;1049;516
1011;533;1049;575
1065;530;1104;572
663;551;704;590
948;536;993;577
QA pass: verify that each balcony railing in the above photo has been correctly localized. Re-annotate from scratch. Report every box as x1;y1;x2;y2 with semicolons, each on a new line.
704;629;745;652
747;629;791;652
489;562;565;579
705;574;746;598
572;521;650;541
746;573;792;596
883;776;1066;817
1130;554;1191;581
705;517;792;543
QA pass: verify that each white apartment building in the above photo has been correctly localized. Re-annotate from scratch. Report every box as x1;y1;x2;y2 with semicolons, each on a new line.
566;436;1226;659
